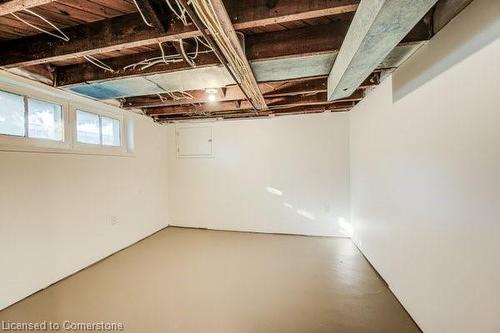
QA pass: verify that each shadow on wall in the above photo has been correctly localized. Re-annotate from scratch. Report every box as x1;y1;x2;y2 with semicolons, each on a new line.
393;0;500;101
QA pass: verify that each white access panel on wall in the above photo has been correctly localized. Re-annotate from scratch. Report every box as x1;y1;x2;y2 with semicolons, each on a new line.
176;126;213;158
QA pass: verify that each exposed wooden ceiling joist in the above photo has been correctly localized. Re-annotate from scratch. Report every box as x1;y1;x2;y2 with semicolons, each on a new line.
121;73;380;109
137;0;171;33
53;20;350;87
53;17;429;88
179;0;266;110
226;0;359;30
0;0;360;68
327;0;437;100
0;13;197;68
55;51;219;87
0;0;453;123
0;0;56;16
144;90;363;116
154;101;357;122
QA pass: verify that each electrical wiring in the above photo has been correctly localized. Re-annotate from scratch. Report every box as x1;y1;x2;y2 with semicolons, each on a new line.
166;0;189;25
11;9;69;41
132;0;154;27
83;55;115;73
166;0;213;67
123;40;210;71
157;94;170;103
187;0;266;109
178;37;198;67
157;91;195;103
123;42;181;71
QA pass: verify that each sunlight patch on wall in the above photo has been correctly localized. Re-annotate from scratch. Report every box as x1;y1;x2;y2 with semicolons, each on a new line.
338;217;353;237
296;209;315;221
265;186;283;196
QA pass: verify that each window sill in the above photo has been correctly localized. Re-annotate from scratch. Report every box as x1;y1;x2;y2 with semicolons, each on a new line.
0;143;134;157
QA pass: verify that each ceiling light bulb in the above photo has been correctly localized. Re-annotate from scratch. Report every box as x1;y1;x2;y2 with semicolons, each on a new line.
207;94;217;102
206;88;218;103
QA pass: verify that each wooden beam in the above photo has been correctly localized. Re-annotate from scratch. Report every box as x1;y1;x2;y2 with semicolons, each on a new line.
0;0;359;68
144;90;363;116
122;73;380;109
189;0;266;109
327;0;437;100
228;0;359;30
245;20;351;61
137;0;171;33
55;51;220;87
54;19;394;87
0;13;198;68
55;21;347;86
7;64;55;85
0;0;56;16
154;101;356;122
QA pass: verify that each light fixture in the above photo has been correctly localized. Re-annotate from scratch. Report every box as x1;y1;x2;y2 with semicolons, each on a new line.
205;88;218;103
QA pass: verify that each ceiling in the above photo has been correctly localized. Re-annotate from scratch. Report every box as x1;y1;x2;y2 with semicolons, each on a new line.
0;0;470;122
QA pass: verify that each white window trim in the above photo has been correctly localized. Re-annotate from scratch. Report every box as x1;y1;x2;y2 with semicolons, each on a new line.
0;82;71;151
0;81;133;157
71;104;127;155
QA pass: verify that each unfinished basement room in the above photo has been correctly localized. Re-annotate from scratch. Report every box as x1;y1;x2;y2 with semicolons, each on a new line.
0;0;498;332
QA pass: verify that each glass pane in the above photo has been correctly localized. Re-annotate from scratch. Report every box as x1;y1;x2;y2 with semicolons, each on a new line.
77;110;100;145
0;90;25;137
27;98;63;141
101;116;121;146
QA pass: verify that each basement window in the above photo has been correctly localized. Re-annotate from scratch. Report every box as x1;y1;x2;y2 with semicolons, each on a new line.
0;90;64;142
76;110;121;146
0;90;25;137
27;98;64;141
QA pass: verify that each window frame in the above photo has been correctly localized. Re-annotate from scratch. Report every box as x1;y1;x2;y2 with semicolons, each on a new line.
0;81;132;156
71;104;126;155
0;83;71;150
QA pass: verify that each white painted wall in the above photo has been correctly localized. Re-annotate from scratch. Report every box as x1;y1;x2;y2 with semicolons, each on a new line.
167;113;351;237
349;1;500;332
0;76;170;310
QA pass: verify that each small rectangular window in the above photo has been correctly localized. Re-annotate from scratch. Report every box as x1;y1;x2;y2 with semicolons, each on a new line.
77;110;100;144
0;90;25;137
27;98;63;141
76;110;121;146
101;116;120;146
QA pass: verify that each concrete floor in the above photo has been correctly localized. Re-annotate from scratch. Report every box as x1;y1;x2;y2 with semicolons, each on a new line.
0;227;421;332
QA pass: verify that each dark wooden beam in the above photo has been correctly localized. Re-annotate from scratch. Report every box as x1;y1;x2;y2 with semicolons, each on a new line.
0;0;360;68
144;90;363;116
54;19;392;87
7;64;55;85
245;20;351;60
137;0;171;33
54;51;220;87
55;20;348;86
197;0;266;110
122;73;379;109
227;0;359;30
0;0;56;16
154;101;357;122
0;13;197;68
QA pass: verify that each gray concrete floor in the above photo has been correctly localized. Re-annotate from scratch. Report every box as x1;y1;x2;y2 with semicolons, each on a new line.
0;227;421;332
